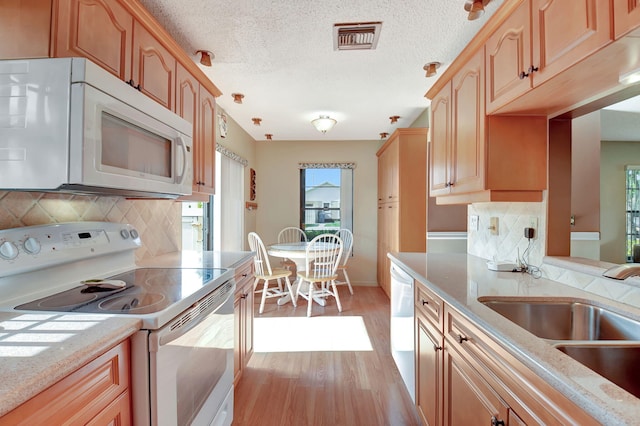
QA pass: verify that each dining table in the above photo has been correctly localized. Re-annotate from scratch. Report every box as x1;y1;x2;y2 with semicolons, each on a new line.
267;241;337;307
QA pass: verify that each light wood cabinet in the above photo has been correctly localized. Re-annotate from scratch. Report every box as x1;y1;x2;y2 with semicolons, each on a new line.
430;49;546;205
132;20;175;110
614;0;640;38
412;277;600;426
0;0;52;59
0;340;131;425
486;0;613;114
176;64;217;197
54;0;133;82
234;257;254;384
376;128;427;297
415;283;444;426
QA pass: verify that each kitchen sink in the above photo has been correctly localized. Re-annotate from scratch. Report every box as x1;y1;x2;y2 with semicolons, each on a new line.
479;297;640;400
478;298;640;340
555;344;640;399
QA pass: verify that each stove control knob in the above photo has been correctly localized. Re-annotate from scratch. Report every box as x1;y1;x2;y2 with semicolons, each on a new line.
0;241;19;260
120;229;130;239
130;229;139;239
23;237;41;255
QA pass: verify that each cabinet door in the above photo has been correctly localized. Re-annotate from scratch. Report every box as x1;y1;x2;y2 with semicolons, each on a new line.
233;291;243;382
377;141;399;202
0;0;52;59
196;87;217;194
614;0;640;38
416;315;443;426
450;49;485;195
443;343;511;426
485;0;531;114
429;82;452;196
54;0;133;80
176;64;201;193
531;0;612;87
132;20;175;110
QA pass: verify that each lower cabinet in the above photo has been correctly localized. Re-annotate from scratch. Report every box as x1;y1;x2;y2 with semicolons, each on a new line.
0;339;131;425
234;257;254;384
414;280;600;426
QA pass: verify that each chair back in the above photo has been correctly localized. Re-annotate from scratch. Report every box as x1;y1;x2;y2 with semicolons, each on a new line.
335;229;353;267
248;232;273;276
305;233;343;279
278;227;307;243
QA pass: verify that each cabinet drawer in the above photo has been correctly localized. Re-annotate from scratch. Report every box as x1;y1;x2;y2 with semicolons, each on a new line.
234;259;254;289
415;281;443;328
0;339;130;425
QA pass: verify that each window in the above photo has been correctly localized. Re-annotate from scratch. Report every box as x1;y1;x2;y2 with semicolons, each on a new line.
626;166;640;262
299;164;353;241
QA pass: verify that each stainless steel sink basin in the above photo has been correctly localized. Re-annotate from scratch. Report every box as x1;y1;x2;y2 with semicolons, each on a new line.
555;344;640;399
478;298;640;340
478;297;640;400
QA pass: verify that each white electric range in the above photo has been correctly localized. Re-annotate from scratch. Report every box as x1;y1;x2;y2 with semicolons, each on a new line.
0;221;235;426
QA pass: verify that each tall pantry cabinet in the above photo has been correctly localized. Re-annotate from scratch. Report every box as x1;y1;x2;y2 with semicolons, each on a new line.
376;128;427;297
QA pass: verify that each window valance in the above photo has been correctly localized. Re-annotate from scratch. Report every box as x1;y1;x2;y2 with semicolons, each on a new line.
217;144;248;167
298;162;356;169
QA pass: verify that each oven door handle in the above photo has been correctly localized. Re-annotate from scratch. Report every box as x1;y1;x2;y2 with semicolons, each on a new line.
150;285;234;350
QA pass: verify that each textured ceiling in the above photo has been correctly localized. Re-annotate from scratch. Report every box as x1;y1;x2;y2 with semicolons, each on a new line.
138;0;504;141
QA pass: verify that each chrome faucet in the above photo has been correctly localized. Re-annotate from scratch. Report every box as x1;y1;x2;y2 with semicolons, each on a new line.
603;263;640;280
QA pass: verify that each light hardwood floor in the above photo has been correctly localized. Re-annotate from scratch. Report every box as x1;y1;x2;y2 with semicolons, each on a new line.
233;286;421;426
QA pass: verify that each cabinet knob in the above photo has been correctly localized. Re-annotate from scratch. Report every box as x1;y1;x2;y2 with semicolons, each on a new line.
491;416;505;426
433;344;442;351
445;182;454;187
241;293;248;299
518;70;529;79
457;334;468;344
422;299;429;305
528;65;539;74
242;273;248;277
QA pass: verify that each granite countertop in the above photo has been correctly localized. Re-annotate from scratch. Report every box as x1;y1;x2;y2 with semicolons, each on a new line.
389;252;640;426
0;313;140;417
0;250;253;418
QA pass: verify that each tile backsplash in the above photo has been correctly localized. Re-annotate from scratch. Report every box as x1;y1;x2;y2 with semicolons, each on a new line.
0;191;181;261
467;200;546;267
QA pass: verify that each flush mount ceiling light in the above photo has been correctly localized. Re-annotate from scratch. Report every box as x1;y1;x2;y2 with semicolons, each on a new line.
423;62;441;77
380;132;389;139
389;115;400;124
252;117;262;125
311;115;337;133
265;134;273;140
195;50;214;67
464;0;491;20
232;93;244;104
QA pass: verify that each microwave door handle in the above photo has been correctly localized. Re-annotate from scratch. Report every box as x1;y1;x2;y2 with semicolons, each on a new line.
176;136;189;185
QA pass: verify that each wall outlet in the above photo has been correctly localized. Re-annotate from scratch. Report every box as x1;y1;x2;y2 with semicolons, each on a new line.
489;217;499;235
469;215;479;231
528;216;538;239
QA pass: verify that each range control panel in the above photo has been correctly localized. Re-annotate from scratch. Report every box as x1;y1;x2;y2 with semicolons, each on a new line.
0;222;141;277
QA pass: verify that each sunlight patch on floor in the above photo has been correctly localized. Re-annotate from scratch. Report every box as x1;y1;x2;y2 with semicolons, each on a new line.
254;316;373;352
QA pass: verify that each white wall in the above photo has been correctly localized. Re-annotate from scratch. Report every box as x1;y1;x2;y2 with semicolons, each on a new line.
255;139;380;286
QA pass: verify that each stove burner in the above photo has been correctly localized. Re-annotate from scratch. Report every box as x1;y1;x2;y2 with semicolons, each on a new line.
98;293;165;312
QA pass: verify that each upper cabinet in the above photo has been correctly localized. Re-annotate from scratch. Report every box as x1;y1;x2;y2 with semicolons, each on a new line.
614;0;640;38
430;50;485;198
486;0;613;114
54;0;133;82
132;20;175;110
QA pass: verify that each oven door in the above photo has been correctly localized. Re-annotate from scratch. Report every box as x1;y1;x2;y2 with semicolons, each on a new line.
148;282;234;426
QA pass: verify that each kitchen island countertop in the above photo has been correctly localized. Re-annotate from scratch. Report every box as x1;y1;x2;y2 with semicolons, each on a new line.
389;252;640;426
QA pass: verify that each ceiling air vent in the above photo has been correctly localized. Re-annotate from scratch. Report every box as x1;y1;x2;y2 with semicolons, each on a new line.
333;22;382;51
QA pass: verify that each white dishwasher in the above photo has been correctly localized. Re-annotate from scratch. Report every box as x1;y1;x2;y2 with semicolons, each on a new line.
390;262;415;402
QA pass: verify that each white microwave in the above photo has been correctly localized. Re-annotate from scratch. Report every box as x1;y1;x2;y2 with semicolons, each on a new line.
0;57;193;198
